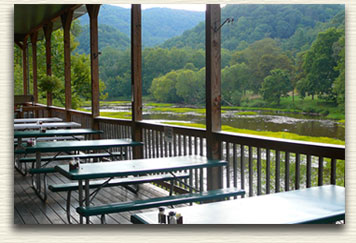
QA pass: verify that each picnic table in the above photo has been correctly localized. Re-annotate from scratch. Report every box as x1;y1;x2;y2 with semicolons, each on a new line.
14;128;103;140
14;117;63;123
14;129;104;175
55;155;230;224
24;139;143;201
14;122;81;130
131;185;345;224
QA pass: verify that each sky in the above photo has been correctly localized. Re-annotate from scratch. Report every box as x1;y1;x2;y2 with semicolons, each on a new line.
112;4;226;12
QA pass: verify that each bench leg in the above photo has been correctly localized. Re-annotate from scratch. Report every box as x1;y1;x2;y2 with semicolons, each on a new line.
31;173;47;202
78;180;83;224
101;214;106;224
66;191;72;224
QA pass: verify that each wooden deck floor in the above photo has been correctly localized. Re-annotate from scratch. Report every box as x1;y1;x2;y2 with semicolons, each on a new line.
14;164;171;224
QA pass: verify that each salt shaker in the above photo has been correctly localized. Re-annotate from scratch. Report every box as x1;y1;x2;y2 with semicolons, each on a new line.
168;211;177;224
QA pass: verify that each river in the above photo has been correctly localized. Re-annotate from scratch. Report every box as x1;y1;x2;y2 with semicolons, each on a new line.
88;103;345;141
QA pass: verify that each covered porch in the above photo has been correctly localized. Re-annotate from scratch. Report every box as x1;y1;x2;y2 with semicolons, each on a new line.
13;4;345;224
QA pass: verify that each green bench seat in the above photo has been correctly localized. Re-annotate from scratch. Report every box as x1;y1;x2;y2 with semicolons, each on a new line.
77;187;246;224
49;173;190;224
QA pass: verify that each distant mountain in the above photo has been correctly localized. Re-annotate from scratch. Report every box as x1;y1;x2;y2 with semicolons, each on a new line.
76;4;204;52
76;24;130;54
161;4;344;51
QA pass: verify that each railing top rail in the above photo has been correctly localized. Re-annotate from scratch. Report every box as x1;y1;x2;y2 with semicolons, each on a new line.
215;131;345;160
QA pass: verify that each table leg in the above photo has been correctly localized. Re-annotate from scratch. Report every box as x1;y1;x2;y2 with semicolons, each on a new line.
36;152;41;193
85;179;90;224
78;179;83;224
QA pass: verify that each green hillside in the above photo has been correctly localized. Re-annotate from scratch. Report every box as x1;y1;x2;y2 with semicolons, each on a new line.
162;4;344;52
77;4;204;51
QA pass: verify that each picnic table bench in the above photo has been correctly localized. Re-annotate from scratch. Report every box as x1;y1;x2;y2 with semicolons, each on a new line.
131;185;345;224
77;187;245;224
24;139;143;201
14;129;104;176
55;155;235;224
49;173;190;223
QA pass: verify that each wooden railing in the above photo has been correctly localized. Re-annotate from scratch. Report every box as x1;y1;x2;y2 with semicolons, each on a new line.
43;106;345;197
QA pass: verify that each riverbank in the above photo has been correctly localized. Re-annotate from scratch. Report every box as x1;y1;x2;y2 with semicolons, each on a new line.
80;98;345;145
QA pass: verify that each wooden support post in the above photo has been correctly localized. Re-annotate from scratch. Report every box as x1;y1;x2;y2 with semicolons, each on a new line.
43;22;53;109
61;10;74;122
22;36;28;95
86;4;101;134
30;32;38;104
131;4;143;159
206;4;223;190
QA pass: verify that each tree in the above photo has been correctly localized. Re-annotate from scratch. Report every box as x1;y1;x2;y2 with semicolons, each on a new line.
301;28;342;101
150;71;181;103
14;20;106;108
260;69;292;105
222;63;250;105
332;35;345;109
174;68;205;104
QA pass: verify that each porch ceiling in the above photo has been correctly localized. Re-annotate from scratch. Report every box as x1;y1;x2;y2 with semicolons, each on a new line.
14;4;87;43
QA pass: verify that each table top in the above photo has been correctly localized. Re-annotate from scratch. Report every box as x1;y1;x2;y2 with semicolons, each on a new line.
14;128;103;138
131;185;345;224
14;117;62;123
25;138;143;153
55;155;227;180
14;122;81;130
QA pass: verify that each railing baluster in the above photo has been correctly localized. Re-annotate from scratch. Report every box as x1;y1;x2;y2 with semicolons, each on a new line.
226;142;230;188
248;146;253;197
155;130;159;158
200;137;203;156
331;158;336;185
188;136;192;155
160;131;163;158
151;130;155;158
240;145;245;197
285;151;290;192
318;156;324;186
183;135;187;156
257;147;261;195
266;148;270;194
233;143;237;189
275;150;280;193
306;154;312;188
178;135;182;156
295;153;300;190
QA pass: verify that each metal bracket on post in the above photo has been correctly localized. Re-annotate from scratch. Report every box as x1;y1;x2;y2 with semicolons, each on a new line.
213;17;234;32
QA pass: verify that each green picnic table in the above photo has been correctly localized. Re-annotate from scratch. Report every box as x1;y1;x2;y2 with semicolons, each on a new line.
131;185;345;224
24;138;143;201
14;128;103;139
14;129;104;175
55;155;228;224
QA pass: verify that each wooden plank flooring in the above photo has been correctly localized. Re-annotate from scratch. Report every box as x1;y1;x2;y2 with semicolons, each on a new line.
14;163;172;224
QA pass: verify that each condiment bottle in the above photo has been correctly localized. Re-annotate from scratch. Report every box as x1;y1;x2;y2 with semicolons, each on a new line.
158;207;166;224
176;213;183;224
168;211;177;224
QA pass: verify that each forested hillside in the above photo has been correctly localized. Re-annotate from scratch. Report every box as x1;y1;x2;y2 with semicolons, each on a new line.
162;4;343;52
98;4;344;113
14;4;345;114
76;5;204;52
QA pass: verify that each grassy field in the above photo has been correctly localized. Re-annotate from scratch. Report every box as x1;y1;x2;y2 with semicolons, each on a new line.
80;96;344;145
163;122;345;145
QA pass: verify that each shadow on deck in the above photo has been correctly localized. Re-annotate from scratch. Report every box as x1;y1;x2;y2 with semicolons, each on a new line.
14;164;171;224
